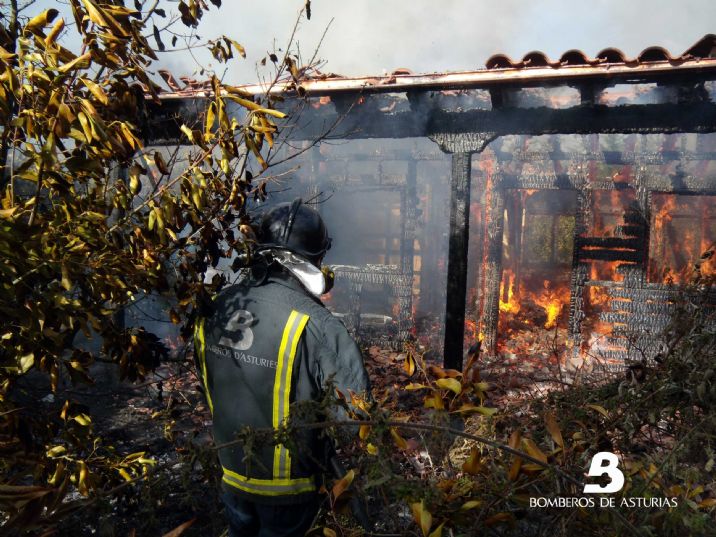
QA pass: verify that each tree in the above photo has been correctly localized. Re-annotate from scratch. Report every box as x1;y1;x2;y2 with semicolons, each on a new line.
0;1;298;531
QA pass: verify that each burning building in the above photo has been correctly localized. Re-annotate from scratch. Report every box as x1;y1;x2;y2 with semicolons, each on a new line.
149;34;716;372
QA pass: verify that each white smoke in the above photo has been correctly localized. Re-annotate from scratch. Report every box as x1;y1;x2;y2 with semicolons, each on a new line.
26;0;716;85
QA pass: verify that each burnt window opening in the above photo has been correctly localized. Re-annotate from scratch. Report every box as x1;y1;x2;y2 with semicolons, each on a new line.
583;189;639;283
648;194;716;284
496;190;576;348
521;191;576;266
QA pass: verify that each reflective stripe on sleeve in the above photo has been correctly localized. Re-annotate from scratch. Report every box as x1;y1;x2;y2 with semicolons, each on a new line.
272;310;310;480
222;466;315;496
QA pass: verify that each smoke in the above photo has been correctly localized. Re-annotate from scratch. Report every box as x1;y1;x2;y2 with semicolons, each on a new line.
26;0;716;85
179;0;716;84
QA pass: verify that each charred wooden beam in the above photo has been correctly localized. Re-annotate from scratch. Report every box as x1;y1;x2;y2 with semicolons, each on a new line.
567;164;590;350
493;149;716;165
144;100;716;144
443;153;473;369
398;160;418;346
577;250;642;263
481;182;506;356
577;237;643;249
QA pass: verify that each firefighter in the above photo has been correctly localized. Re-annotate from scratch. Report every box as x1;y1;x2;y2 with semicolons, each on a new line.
194;198;370;537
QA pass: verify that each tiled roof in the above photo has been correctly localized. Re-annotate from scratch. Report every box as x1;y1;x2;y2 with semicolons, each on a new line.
157;34;716;99
485;34;716;70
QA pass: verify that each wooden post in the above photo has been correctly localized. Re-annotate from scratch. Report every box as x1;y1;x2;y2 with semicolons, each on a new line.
443;152;472;370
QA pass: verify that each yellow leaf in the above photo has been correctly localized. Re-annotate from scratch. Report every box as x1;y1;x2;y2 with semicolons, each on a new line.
78;461;89;496
73;413;91;426
84;211;106;223
225;38;246;58
586;404;609;418
48;461;65;485
436;377;462;395
256;107;286;119
46;445;66;457
410;500;433;537
58;52;91;73
224;94;261;111
390;428;408;450
404;383;428;390
423;393;445;410
366;443;378;455
521;438;548;465
460;500;481;510
77;111;93;142
0;46;15;62
26;9;59;33
45;17;65;47
61;264;71;291
699;498;716;509
544;411;564;448
120;122;142;150
223;84;254;98
322;529;336;537
20;353;34;373
403;353;416;376
508;431;522;481
452;404;497;416
331;469;355;500
462;447;482;475
82;0;130;37
359;425;370;440
0;207;17;219
180;124;195;143
80;78;108;106
205;101;216;138
428;522;444;537
118;468;133;482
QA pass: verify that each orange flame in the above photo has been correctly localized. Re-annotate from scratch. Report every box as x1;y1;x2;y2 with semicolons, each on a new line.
499;269;521;315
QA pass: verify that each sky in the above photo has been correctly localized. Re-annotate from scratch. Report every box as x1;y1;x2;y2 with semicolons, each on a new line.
29;0;716;85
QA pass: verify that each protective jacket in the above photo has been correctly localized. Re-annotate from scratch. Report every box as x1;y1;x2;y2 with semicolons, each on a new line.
194;269;370;505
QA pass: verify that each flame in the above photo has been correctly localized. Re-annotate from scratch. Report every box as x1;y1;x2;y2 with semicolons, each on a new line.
499;269;521;314
649;194;715;284
535;295;562;329
498;270;570;331
532;280;570;329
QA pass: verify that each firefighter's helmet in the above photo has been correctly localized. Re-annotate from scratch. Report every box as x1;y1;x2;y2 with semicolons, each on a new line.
258;198;331;265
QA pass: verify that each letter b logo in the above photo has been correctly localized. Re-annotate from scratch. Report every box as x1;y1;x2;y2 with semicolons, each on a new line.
583;452;624;494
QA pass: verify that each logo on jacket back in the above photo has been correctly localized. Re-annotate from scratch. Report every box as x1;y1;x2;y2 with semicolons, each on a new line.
219;309;254;350
212;309;277;369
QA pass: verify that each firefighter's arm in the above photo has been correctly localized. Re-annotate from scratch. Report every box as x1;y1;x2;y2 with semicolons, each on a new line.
316;315;371;408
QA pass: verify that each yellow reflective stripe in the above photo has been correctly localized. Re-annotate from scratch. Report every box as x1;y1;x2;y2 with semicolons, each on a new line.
280;313;309;478
271;310;310;480
272;311;297;433
222;467;315;496
195;318;213;414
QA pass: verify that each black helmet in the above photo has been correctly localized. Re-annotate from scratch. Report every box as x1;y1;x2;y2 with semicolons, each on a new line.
258;198;331;264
